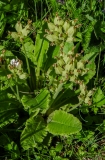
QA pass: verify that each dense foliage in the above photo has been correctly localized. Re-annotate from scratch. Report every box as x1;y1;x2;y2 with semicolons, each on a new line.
0;0;105;159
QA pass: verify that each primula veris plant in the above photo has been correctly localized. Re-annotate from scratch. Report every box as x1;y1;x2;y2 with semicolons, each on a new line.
0;15;97;150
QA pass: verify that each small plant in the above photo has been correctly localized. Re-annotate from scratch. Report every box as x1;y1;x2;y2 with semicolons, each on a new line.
0;14;97;152
0;1;105;159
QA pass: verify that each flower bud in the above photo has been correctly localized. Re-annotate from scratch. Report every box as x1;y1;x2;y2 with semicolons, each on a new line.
45;34;58;42
48;22;55;31
55;66;63;74
58;59;65;66
74;69;79;77
66;37;74;43
67;26;75;37
70;76;76;82
54;16;64;26
63;21;70;32
15;22;22;33
77;61;84;69
54;26;62;33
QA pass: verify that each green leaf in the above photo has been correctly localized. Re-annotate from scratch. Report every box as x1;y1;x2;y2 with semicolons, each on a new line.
15;22;22;33
0;90;19;128
44;45;59;71
0;12;6;38
82;52;97;62
0;68;8;81
53;83;63;99
5;141;20;159
82;21;96;51
0;45;4;51
47;110;82;135
21;89;50;115
21;41;35;64
45;34;58;42
0;102;19;128
4;50;14;58
46;88;79;115
0;134;9;146
82;52;97;83
63;42;74;54
83;60;96;84
101;25;105;33
93;88;105;107
34;32;49;68
86;45;103;54
48;0;58;12
52;45;60;58
20;116;47;150
85;14;94;21
55;143;63;152
2;4;11;11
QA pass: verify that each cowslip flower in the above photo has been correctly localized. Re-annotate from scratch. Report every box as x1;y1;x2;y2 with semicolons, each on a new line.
11;22;31;41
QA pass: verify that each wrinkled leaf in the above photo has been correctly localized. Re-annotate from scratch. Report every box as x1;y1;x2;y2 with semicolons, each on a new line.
21;89;50;114
47;110;82;135
93;88;105;107
21;116;47;150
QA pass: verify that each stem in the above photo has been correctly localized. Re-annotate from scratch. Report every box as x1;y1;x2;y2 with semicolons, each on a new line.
8;79;20;101
45;0;50;12
9;85;17;97
19;91;34;94
27;150;30;160
3;67;21;101
22;42;30;75
96;46;101;80
34;0;37;22
21;41;32;90
90;0;92;10
104;0;105;9
16;82;20;102
41;0;43;24
14;72;21;102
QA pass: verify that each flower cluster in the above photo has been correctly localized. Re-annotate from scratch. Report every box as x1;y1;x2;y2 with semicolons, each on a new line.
47;50;93;105
44;15;80;45
45;16;93;105
10;20;32;41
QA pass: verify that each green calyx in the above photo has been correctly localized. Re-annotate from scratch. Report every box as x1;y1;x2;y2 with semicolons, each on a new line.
46;47;90;101
45;15;79;45
10;21;31;41
44;15;93;105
